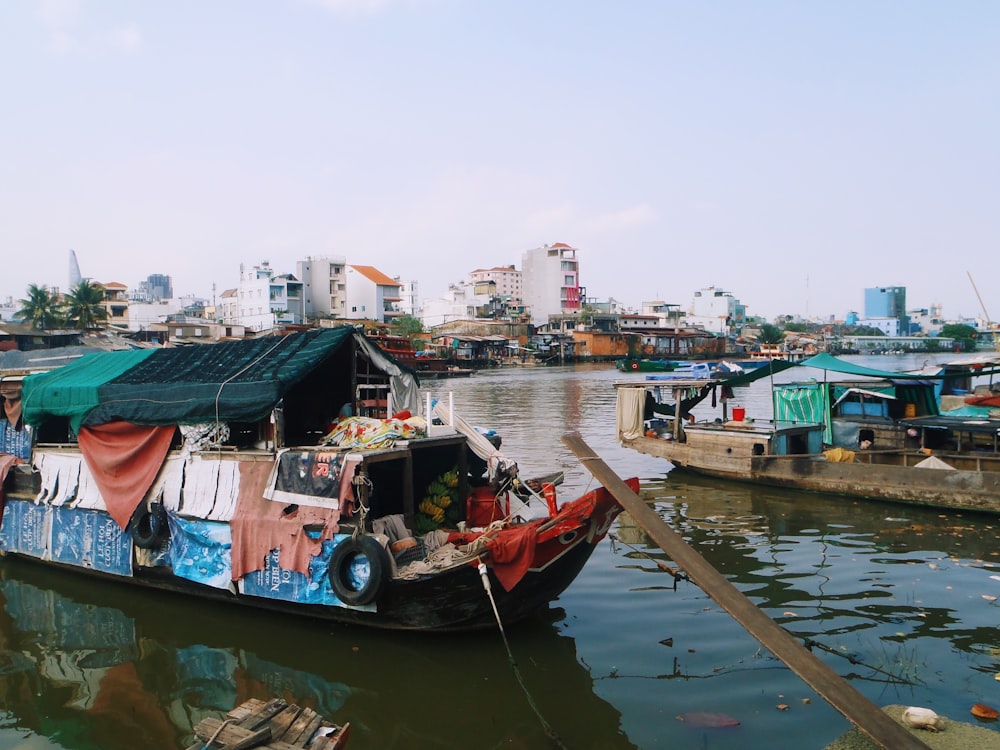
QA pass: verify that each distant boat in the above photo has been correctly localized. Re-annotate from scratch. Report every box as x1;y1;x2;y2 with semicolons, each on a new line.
616;358;679;373
614;353;1000;514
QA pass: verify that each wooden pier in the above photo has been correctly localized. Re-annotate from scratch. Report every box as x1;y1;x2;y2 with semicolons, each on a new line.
187;698;349;750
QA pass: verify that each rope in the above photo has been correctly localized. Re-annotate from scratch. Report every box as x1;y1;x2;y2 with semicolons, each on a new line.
609;533;689;586
477;561;569;750
213;333;292;434
803;638;921;686
605;537;914;684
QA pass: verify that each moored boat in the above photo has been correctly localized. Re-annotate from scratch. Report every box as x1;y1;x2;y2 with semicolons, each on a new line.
0;327;631;632
615;355;1000;514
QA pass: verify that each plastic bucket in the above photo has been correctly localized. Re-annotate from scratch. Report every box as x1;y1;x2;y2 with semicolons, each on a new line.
732;406;746;421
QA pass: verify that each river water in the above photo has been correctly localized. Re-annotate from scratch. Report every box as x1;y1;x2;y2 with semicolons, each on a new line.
1;354;999;749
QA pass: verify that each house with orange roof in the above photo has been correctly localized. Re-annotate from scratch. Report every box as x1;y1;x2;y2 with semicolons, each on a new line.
345;265;402;324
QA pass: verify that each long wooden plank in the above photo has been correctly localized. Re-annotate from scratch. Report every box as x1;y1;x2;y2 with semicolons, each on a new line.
191;718;271;750
562;432;931;750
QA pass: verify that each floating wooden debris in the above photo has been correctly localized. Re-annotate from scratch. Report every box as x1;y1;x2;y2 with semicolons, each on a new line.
186;697;349;750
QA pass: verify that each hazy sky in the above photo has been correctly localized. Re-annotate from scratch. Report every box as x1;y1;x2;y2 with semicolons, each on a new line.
3;1;998;321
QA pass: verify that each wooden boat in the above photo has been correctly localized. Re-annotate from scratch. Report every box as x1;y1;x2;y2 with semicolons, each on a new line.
615;355;1000;514
615;358;680;373
363;330;462;375
0;327;631;632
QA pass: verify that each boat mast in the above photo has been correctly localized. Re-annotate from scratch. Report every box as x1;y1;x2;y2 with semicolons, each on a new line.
967;270;999;352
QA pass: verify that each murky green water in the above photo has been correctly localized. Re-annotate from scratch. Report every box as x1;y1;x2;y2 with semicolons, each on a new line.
1;356;998;749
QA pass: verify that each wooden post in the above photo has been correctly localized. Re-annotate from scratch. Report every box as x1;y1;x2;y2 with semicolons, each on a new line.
561;432;931;750
672;386;681;442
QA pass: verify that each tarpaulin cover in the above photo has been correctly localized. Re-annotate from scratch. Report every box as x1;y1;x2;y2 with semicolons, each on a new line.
798;352;1000;381
23;328;355;430
774;382;828;422
22;349;156;432
77;422;176;529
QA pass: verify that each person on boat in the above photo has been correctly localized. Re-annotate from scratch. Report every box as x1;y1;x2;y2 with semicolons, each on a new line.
0;380;33;462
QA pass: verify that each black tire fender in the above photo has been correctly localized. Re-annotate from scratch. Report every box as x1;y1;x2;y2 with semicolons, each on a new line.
328;535;389;606
130;502;169;549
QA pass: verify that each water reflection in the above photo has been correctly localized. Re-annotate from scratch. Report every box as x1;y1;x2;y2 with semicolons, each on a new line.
2;359;998;749
620;473;1000;715
426;362;1000;747
0;557;635;749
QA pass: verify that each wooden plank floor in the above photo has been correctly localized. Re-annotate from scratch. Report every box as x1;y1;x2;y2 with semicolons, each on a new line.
187;698;350;750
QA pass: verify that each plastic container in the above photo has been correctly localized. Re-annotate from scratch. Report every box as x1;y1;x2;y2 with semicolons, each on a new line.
732;406;746;421
466;486;506;527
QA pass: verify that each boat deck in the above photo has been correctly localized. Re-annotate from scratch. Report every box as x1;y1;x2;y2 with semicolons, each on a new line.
187;697;349;750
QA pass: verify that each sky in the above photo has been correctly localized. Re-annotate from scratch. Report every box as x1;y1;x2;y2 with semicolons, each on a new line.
2;0;998;322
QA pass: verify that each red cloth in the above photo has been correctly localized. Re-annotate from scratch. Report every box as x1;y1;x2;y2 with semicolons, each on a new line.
229;461;342;580
77;422;176;529
486;522;539;591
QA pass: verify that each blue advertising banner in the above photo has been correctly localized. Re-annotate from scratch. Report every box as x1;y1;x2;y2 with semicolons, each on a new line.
0;500;48;558
51;506;132;575
166;515;232;589
240;534;373;610
0;502;132;575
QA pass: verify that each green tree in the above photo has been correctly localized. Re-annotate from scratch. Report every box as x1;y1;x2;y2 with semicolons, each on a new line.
757;323;785;345
63;280;108;330
390;314;424;340
17;283;62;330
941;323;978;352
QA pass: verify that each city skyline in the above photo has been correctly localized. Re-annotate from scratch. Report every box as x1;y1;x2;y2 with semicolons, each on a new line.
0;248;985;330
2;2;998;321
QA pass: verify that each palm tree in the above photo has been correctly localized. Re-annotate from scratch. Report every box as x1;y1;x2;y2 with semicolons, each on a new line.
17;283;62;330
63;280;108;330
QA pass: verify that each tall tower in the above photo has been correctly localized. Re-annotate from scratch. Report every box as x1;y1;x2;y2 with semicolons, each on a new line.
68;249;82;288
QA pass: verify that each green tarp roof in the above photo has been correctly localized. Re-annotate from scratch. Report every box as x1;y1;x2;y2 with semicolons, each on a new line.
797;352;1000;380
23;327;356;430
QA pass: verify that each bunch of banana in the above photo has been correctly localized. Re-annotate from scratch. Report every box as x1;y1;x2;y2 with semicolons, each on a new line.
415;467;464;531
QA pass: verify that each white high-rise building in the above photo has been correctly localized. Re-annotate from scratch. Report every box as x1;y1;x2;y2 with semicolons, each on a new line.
521;243;582;326
297;256;347;319
68;249;82;288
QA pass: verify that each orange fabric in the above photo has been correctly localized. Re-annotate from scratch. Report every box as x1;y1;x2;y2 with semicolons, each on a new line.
230;461;342;580
77;422;176;529
486;523;539;591
446;521;541;592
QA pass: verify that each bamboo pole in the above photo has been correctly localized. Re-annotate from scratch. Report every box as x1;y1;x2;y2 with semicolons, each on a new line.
562;432;931;750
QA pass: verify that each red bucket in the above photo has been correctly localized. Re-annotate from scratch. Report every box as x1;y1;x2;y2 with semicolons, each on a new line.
732;406;746;421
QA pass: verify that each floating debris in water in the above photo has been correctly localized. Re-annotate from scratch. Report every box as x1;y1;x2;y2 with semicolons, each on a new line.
971;703;999;721
676;711;740;728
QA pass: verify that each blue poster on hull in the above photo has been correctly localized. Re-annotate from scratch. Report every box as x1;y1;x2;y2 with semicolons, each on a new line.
0;500;132;576
240;534;373;610
165;515;232;589
0;500;49;558
50;505;132;575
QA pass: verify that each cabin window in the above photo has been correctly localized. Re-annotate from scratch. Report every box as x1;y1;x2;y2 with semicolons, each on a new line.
752;443;765;456
787;433;810;455
859;429;875;449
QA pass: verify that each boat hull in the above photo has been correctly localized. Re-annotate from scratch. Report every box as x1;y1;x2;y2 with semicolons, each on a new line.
624;434;1000;514
0;471;625;633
